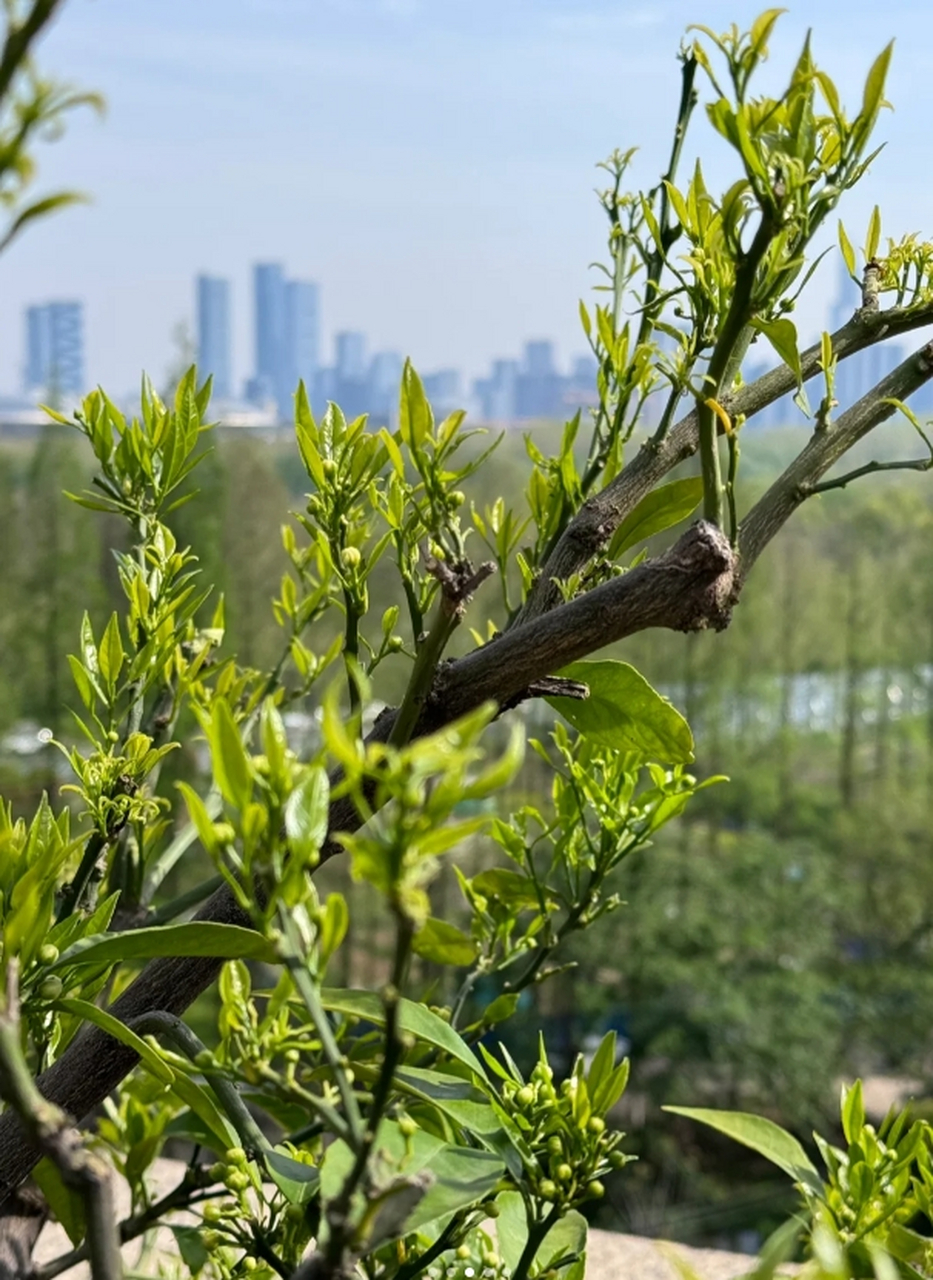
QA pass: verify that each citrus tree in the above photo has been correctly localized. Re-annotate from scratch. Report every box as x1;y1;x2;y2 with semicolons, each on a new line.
3;7;933;1280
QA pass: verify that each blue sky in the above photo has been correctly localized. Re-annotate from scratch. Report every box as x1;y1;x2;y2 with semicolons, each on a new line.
2;0;931;398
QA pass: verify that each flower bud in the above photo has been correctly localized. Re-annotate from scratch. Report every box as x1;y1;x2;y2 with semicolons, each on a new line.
340;546;361;570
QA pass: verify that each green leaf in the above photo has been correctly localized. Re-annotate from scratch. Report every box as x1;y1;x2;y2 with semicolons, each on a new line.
321;988;483;1076
859;42;893;131
841;1080;866;1145
403;1145;504;1234
55;999;238;1152
53;922;278;968
98;613;125;694
33;1158;86;1246
285;767;330;866
607;478;704;560
752;317;803;390
838;223;857;279
411;917;478;966
663;1106;822;1194
399;360;432;451
171;1226;210;1274
547;660;694;764
209;698;252;810
264;1148;321;1205
865;205;882;262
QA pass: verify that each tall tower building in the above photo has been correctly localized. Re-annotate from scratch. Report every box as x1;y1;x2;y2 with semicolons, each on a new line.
284;280;320;397
196;275;232;399
254;262;286;408
251;264;320;418
24;301;84;397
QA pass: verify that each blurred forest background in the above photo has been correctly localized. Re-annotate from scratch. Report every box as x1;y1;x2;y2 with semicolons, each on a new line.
4;411;933;1249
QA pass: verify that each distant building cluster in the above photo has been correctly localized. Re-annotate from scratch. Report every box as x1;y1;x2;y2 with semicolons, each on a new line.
194;264;598;425
19;254;933;435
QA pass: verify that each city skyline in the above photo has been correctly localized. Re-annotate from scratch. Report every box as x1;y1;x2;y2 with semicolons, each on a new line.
3;1;931;400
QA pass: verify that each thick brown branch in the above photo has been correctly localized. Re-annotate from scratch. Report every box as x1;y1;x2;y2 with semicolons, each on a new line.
517;299;933;623
0;524;737;1204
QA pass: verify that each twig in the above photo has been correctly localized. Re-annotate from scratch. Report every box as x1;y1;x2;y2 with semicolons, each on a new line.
0;962;122;1280
802;456;933;496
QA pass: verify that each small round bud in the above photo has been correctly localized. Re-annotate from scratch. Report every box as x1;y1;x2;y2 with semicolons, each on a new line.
456;1244;471;1260
481;1251;500;1268
516;1085;535;1107
201;1230;224;1250
538;1179;558;1200
321;458;337;478
201;1201;224;1221
588;1179;606;1198
225;1147;247;1166
340;546;361;570
226;1170;250;1192
38;944;59;965
587;1116;606;1135
387;635;403;652
482;1199;500;1218
450;490;466;507
284;1204;306;1225
547;1135;564;1155
398;1114;417;1138
37;976;63;1001
194;1050;215;1070
212;822;236;846
283;1048;300;1064
207;1162;227;1183
556;1163;573;1182
609;1149;629;1168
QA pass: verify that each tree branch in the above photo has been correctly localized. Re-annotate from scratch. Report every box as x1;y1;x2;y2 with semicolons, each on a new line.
3;314;933;1220
516;299;933;623
738;338;933;572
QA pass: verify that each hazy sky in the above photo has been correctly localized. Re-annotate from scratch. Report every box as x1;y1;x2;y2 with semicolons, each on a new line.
2;0;932;399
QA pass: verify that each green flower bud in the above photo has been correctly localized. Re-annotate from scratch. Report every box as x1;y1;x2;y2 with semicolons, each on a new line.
456;1244;471;1259
201;1230;224;1250
321;458;338;478
538;1179;558;1200
340;545;362;570
212;822;236;846
194;1050;215;1070
226;1170;250;1192
207;1162;227;1183
516;1085;535;1107
225;1147;247;1166
398;1114;417;1138
547;1135;564;1155
587;1116;606;1135
556;1163;573;1182
588;1179;606;1198
481;1199;500;1218
37;976;63;1001
38;944;59;965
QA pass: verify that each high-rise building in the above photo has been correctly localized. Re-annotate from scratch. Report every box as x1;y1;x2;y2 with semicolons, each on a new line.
196;275;232;398
24;301;84;396
335;332;367;381
254;263;286;407
251;263;321;418
284;281;320;397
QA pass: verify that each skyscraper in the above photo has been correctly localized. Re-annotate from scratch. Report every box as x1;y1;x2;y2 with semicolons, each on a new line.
254;262;286;408
196;275;232;398
284;280;320;396
251;263;320;417
24;301;84;397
